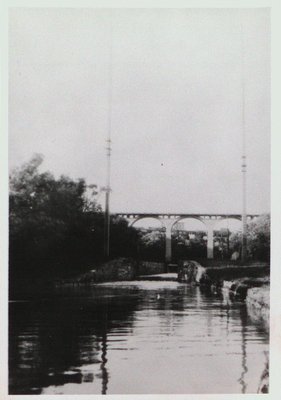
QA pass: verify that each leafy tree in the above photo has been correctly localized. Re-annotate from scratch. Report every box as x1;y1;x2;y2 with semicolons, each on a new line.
172;231;207;261
9;154;102;281
109;216;139;258
228;214;270;261
137;230;165;261
247;214;270;261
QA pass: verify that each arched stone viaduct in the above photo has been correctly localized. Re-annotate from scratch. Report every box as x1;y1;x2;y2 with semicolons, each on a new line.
115;213;258;262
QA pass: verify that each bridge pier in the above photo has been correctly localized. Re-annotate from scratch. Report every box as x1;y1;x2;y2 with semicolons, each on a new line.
165;231;172;263
164;220;174;263
205;220;216;259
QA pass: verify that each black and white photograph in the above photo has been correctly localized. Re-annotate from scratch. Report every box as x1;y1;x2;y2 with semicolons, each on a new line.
2;1;277;397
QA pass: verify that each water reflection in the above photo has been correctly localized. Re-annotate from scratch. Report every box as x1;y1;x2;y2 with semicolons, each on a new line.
238;306;248;393
9;288;139;394
9;282;269;394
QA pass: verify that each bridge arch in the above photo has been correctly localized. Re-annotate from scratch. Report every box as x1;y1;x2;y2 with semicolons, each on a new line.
170;216;207;231
130;216;164;230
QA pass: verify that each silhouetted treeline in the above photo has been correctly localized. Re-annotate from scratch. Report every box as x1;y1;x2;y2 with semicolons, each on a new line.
9;155;139;293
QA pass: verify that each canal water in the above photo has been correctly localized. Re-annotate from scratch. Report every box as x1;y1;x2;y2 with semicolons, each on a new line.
9;281;269;394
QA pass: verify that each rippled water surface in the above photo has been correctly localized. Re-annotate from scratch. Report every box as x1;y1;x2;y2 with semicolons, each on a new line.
9;281;269;394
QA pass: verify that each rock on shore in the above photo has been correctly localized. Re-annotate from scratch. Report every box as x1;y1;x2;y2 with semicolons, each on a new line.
246;285;270;328
221;276;270;300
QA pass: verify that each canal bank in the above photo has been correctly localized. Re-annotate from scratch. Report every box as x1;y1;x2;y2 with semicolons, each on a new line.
54;258;269;294
54;258;270;327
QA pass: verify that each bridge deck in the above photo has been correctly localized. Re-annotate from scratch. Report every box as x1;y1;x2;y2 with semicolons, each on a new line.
116;212;258;219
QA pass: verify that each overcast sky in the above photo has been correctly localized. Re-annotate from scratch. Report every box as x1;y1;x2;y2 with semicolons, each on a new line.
9;8;270;214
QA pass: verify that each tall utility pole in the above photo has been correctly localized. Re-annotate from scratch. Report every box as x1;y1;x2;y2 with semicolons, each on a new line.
104;138;111;258
104;18;113;259
241;156;247;262
241;21;247;263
